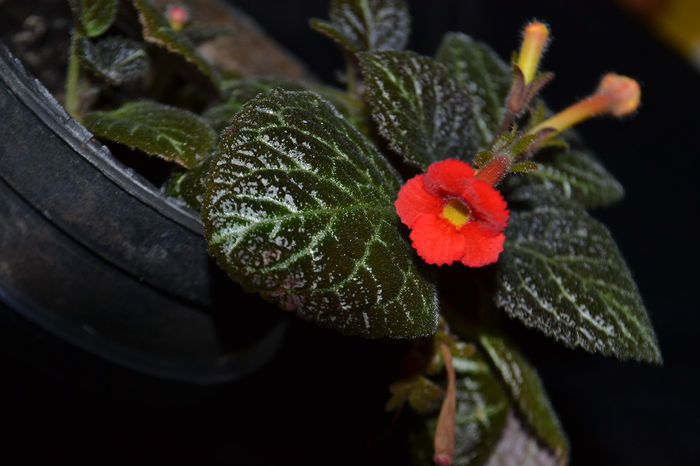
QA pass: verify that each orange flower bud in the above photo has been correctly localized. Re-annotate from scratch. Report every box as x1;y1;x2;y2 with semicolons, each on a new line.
517;22;550;83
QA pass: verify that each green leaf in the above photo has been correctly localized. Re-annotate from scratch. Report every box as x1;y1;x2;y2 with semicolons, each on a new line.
511;160;538;174
386;375;444;413
76;36;150;86
411;349;510;466
202;89;438;338
435;32;511;149
479;333;569;465
203;78;306;132
83;100;216;168
80;0;117;38
483;411;560;466
495;185;661;362
358;51;478;169
166;154;214;211
132;0;219;86
527;145;625;208
310;0;410;53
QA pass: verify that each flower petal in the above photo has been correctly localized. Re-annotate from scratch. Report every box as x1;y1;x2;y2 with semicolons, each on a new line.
410;215;466;266
423;159;475;198
458;222;506;267
395;175;443;228
462;178;509;235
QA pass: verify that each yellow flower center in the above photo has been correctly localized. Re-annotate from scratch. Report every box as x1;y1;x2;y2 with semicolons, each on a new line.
440;199;471;228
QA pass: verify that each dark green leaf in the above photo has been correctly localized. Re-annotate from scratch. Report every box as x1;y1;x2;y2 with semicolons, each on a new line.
203;78;306;131
479;333;568;465
310;0;410;53
386;376;444;413
202;89;438;338
166;154;214;211
435;32;511;148
495;185;661;362
83;100;216;168
411;349;510;466
76;36;150;86
359;51;478;169
483;411;560;466
473;151;494;168
527;145;625;208
80;0;117;38
132;0;219;86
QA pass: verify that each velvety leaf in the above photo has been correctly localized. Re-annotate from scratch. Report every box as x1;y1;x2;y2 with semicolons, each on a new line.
80;0;117;37
166;154;214;211
76;36;150;86
479;333;569;465
435;32;511;148
411;349;510;466
483;411;559;466
310;0;410;53
527;145;625;208
203;78;306;131
202;89;438;338
83;100;216;168
511;160;538;174
495;185;661;362
386;376;444;413
359;51;478;169
132;0;219;86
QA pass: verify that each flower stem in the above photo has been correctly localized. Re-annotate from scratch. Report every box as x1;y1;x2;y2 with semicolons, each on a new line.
65;29;82;119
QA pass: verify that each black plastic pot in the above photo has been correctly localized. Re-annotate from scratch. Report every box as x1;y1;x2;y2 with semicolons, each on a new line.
0;43;286;387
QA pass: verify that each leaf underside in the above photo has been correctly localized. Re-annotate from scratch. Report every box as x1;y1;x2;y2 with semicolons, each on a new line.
496;185;661;363
83;100;216;168
435;32;511;149
483;411;559;466
359;50;478;169
310;0;410;53
202;89;438;338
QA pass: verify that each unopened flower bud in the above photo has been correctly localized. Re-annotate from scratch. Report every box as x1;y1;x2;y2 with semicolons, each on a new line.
166;4;189;31
517;21;550;83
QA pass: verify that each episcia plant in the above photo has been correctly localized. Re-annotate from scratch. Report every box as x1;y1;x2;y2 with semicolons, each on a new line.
64;0;660;464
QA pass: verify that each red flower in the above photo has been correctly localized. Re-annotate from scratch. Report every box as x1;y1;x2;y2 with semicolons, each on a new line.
395;159;509;267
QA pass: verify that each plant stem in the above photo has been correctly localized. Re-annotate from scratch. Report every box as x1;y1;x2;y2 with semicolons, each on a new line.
65;29;81;119
345;52;358;96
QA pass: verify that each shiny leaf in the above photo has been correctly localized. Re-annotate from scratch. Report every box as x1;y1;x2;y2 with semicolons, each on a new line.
310;0;410;53
76;36;149;86
132;0;219;86
496;185;661;362
479;333;569;465
80;0;117;37
83;100;216;168
435;32;511;148
359;51;478;169
202;89;438;338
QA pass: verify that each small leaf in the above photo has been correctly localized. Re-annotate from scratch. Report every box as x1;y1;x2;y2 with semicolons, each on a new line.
527;145;624;208
203;78;306;131
509;133;540;157
386;376;444;413
479;333;569;465
76;36;150;86
473;151;494;168
435;32;511;148
83;100;216;168
495;185;661;362
411;349;510;466
511;160;538;174
359;51;478;169
132;0;219;86
310;0;410;53
80;0;117;38
202;89;438;338
483;411;560;466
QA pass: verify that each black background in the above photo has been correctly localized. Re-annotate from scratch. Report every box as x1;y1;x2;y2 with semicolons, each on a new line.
2;0;699;464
